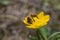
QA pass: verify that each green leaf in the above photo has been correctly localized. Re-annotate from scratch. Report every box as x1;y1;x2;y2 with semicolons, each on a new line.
48;32;60;40
39;27;48;40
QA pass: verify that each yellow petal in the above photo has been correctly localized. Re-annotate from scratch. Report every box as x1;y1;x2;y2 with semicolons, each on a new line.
44;15;50;22
26;25;35;28
37;11;44;18
23;17;31;25
33;17;39;22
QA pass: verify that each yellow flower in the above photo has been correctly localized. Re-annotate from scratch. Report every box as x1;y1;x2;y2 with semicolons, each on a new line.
23;11;50;29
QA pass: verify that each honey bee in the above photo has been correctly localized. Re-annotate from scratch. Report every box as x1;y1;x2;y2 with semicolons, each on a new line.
27;17;32;24
28;12;37;17
27;12;38;24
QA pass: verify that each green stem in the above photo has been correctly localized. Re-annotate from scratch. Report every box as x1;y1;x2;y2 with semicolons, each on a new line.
39;27;48;40
36;30;41;40
39;31;45;40
37;29;47;40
